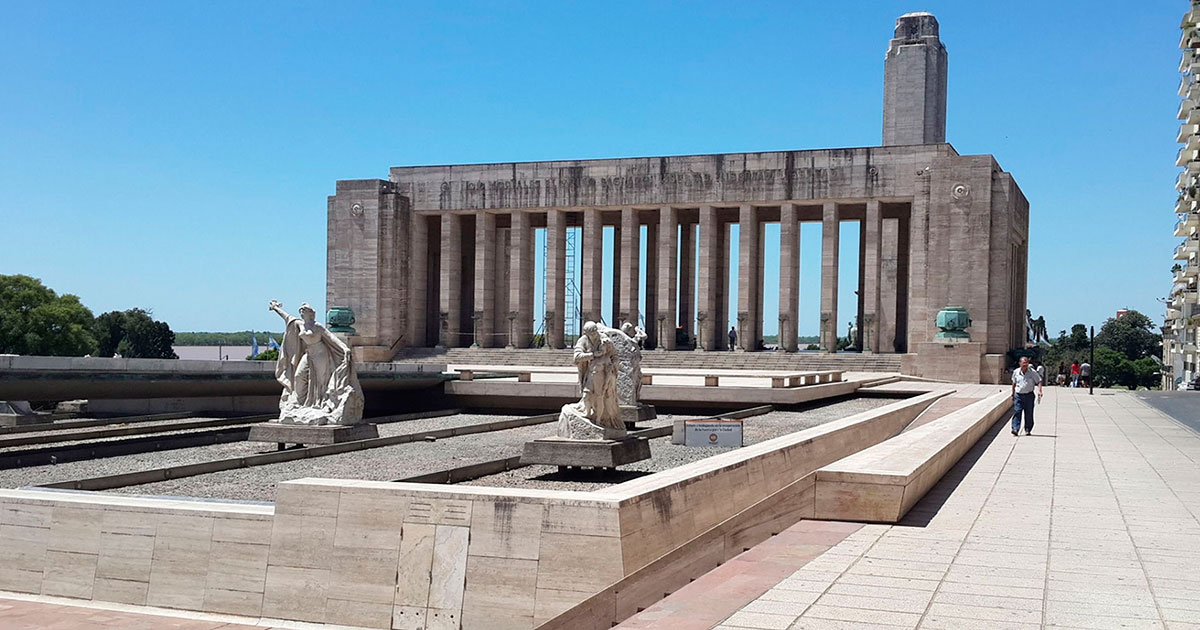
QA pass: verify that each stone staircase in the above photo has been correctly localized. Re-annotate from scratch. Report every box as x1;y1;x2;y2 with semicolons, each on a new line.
391;347;903;372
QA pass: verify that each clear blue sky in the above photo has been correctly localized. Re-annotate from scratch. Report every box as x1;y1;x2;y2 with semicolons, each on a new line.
0;1;1182;338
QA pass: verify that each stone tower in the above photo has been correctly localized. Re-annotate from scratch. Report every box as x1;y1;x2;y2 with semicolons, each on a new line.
883;12;948;145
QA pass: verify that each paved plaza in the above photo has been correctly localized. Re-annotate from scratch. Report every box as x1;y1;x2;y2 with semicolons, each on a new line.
1;387;1196;629
625;387;1200;629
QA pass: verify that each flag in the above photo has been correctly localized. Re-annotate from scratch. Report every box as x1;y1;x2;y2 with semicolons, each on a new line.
251;334;259;359
268;337;280;350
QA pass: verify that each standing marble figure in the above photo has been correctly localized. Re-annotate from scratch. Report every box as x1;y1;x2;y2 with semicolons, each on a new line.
557;321;623;439
269;299;364;426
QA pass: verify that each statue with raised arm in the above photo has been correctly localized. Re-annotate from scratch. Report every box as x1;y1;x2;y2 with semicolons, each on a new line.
557;321;623;440
268;299;364;426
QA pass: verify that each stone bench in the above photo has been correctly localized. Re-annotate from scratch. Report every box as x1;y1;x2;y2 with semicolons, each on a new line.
451;365;575;382
812;390;1012;523
451;365;842;389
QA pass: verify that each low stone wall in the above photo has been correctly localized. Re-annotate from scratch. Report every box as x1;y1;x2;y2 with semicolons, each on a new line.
0;391;946;629
813;391;1013;522
0;490;272;615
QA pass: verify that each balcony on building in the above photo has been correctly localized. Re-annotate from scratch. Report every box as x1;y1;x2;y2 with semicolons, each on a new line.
1176;213;1199;236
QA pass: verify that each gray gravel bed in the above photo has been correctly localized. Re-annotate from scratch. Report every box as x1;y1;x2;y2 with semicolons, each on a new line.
0;413;529;491
107;415;677;502
0;418;256;453
462;397;893;492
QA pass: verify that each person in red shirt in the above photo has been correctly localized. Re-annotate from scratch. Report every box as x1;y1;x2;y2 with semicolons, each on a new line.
1070;361;1081;388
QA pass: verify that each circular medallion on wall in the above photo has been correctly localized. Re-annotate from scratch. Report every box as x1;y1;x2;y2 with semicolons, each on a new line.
350;202;364;217
951;183;971;200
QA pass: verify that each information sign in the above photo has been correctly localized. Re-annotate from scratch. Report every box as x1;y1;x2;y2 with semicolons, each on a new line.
683;419;744;447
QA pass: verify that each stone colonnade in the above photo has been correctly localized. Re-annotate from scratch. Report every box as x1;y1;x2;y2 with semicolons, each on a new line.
418;200;911;354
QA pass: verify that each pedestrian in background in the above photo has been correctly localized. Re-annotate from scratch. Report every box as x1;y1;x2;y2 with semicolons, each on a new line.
1012;356;1044;436
1070;361;1081;388
728;326;737;352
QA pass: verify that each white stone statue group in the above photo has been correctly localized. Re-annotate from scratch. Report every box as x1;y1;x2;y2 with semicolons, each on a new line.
557;320;646;441
268;300;364;426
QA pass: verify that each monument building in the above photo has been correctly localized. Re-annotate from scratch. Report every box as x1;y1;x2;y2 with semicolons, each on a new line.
325;12;1029;383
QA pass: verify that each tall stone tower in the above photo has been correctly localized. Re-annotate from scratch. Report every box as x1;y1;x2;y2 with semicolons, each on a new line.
883;12;948;145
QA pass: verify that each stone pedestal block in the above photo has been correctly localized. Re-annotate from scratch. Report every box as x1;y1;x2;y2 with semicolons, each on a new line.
901;341;985;383
247;423;378;446
620;404;656;429
521;436;651;469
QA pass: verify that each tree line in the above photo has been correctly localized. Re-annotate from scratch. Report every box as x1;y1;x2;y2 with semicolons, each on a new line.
1035;310;1162;389
175;331;282;346
0;274;177;359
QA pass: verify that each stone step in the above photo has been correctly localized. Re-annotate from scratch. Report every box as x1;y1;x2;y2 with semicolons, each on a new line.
390;347;902;372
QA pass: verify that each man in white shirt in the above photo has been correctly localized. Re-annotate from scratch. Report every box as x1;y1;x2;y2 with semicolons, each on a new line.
1011;356;1043;436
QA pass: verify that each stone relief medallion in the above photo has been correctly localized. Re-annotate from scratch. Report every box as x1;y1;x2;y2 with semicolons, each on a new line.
951;183;971;200
350;202;364;216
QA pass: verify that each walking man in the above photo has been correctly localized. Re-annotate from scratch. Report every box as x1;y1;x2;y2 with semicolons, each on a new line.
1011;356;1043;436
1080;360;1092;388
728;326;737;352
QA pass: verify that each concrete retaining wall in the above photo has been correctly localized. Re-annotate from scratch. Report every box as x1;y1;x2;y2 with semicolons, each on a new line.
0;391;947;629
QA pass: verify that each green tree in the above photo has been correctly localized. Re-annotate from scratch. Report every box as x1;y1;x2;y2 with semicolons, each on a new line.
247;348;279;361
1066;324;1089;352
0;274;96;356
1132;357;1161;390
1092;346;1132;388
93;308;178;359
93;310;127;357
1095;310;1161;361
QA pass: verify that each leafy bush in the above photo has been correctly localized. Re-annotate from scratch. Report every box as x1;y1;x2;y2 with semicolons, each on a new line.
248;348;279;361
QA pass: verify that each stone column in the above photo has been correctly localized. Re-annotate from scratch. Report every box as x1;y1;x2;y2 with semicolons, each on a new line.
879;218;899;353
545;210;567;349
696;206;719;351
439;214;462;347
820;202;840;353
611;223;622;327
779;203;800;352
657;206;678;350
581;209;604;323
861;200;882;353
408;214;429;347
679;222;696;339
619;208;640;327
508;211;534;348
907;172;931;351
473;212;496;347
737;205;760;351
645;221;658;347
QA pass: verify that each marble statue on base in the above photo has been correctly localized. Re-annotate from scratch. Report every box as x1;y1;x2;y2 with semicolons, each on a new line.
557;321;623;440
613;322;647;405
269;299;364;426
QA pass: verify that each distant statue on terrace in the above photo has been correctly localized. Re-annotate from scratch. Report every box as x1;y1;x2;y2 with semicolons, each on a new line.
268;299;364;426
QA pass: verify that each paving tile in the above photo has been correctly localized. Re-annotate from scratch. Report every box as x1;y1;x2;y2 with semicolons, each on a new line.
720;610;795;629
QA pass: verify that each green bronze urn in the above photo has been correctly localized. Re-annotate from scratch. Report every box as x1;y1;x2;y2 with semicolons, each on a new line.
327;306;357;334
935;306;971;340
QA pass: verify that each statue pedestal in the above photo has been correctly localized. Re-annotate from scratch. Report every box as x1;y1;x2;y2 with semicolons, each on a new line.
620;403;657;430
521;436;651;469
248;423;378;447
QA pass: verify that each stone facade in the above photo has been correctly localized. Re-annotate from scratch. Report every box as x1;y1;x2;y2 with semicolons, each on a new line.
325;13;1029;383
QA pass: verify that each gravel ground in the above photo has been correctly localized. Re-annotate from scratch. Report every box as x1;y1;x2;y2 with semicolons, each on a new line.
106;415;678;502
461;397;894;492
0;417;258;454
0;413;529;491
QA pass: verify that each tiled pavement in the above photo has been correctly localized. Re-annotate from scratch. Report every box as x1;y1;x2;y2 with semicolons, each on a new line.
3;388;1197;629
692;388;1200;630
